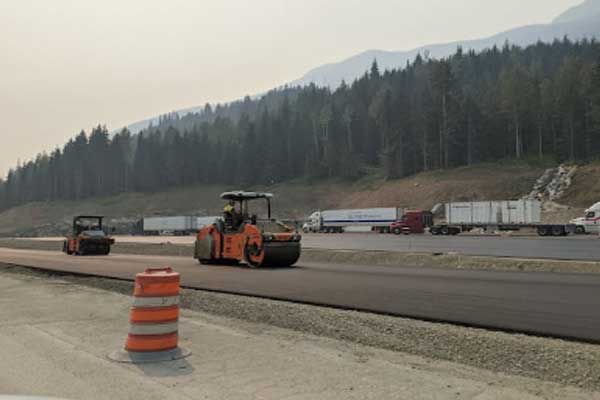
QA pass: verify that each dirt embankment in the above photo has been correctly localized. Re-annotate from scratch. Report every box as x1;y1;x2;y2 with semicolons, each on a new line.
1;160;592;237
561;163;600;208
339;163;546;210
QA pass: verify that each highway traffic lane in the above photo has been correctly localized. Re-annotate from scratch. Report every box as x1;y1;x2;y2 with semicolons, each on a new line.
0;247;598;342
301;234;600;261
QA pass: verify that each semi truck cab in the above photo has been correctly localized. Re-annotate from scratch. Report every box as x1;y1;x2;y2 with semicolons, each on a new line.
570;202;600;234
390;210;433;234
303;211;322;233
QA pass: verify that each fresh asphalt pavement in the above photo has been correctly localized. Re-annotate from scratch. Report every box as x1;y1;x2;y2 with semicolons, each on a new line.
0;247;598;343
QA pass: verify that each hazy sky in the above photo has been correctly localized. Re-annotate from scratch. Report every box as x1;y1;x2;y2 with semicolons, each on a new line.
0;0;581;177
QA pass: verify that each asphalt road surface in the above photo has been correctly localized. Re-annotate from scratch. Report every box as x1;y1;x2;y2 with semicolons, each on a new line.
0;247;598;342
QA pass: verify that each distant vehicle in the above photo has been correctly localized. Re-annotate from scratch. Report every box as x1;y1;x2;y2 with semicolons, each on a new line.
570;202;600;234
389;210;433;234
303;208;404;233
430;200;576;237
196;216;220;230
143;216;197;236
62;215;114;255
194;191;301;268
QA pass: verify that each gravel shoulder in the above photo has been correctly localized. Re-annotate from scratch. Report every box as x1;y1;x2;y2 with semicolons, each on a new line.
3;237;600;274
2;263;599;393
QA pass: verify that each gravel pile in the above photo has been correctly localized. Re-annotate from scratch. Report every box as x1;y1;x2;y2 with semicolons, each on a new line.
527;164;578;202
1;263;599;391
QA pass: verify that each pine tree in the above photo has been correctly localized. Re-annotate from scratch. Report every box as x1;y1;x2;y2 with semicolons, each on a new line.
370;59;380;79
431;60;454;167
591;59;600;142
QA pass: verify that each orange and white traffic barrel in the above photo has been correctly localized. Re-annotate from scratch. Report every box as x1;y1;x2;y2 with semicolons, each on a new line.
109;267;191;363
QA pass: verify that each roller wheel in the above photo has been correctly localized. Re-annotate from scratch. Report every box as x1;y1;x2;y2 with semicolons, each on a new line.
244;243;262;268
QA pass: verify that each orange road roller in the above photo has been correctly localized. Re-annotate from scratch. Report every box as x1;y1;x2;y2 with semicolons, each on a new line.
194;191;301;267
63;215;115;255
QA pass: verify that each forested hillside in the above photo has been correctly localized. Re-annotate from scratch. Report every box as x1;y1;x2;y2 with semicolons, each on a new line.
1;39;600;211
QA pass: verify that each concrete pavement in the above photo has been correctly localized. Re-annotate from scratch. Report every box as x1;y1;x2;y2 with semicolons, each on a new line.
0;269;598;399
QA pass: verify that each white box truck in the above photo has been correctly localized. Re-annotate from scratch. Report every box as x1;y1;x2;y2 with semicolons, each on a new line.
143;216;197;236
303;208;403;233
196;216;220;230
430;200;575;236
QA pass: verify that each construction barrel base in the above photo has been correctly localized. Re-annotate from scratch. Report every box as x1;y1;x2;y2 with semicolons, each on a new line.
108;347;191;364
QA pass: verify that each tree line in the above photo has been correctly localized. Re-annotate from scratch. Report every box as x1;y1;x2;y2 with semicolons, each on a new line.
1;38;600;211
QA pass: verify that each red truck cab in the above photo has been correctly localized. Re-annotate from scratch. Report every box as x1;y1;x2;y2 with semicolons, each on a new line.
390;210;433;234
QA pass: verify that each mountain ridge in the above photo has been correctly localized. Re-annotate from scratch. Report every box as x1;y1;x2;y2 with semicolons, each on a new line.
122;0;600;134
290;4;600;88
553;0;600;23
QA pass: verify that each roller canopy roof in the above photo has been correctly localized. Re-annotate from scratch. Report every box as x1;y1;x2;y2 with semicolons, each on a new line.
221;191;273;201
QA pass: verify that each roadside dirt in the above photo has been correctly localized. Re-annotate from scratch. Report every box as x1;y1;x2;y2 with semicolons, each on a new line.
341;163;546;210
561;162;600;208
0;161;553;237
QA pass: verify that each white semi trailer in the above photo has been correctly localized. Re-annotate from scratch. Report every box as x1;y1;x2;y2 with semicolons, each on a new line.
430;200;576;236
303;208;403;233
196;216;220;230
143;216;197;236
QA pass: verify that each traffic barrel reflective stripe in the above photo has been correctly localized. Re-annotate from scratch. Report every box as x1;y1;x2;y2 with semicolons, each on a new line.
125;333;179;352
133;296;179;308
128;322;179;336
124;267;183;353
129;305;179;323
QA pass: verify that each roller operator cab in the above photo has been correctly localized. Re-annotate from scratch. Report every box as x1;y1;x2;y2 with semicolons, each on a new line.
194;191;302;268
63;216;115;256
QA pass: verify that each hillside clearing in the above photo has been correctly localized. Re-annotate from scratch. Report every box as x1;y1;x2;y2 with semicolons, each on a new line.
0;161;595;237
